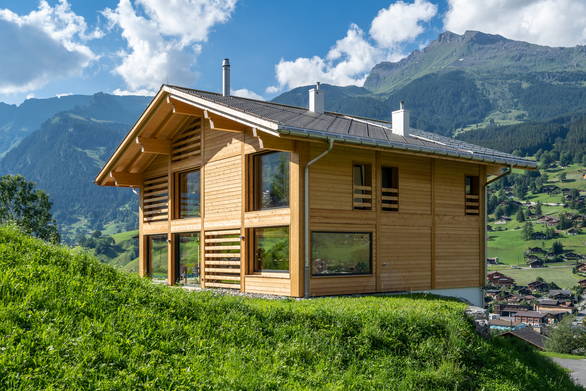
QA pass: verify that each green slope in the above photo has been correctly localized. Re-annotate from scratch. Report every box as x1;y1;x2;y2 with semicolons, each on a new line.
0;226;580;390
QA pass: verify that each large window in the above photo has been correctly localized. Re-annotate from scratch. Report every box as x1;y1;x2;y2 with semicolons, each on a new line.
352;163;372;210
147;234;168;282
174;232;200;285
177;169;200;218
381;166;399;212
465;175;480;216
253;152;290;210
311;232;372;276
253;226;289;272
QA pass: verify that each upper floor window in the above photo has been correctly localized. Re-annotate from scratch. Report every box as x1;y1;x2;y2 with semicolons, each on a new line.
465;175;480;216
352;163;372;210
177;169;200;218
253;151;290;210
381;166;399;212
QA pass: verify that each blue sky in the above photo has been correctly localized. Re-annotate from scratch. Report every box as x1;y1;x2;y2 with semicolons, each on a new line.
1;0;586;104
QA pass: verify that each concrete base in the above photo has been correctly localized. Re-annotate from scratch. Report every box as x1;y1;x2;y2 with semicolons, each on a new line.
416;287;483;307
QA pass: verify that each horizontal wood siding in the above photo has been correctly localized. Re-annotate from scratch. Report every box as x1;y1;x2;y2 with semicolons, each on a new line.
435;223;480;288
244;276;291;295
379;225;431;291
204;156;241;224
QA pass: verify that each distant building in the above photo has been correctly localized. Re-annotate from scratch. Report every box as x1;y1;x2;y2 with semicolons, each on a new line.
500;327;546;350
528;280;548;291
512;311;548;326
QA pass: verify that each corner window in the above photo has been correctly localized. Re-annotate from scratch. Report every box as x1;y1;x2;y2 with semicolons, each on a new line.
381;166;399;212
174;232;200;285
465;175;480;215
311;232;372;276
147;234;168;282
253;226;289;272
353;163;372;210
253;152;290;210
177;169;200;218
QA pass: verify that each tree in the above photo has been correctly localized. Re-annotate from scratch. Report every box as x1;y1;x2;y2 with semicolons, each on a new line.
513;183;528;200
516;208;526;222
560;152;572;166
559;172;567;182
557;214;573;230
535;202;543;217
522;222;534;241
545;316;586;354
0;175;59;243
551;241;564;255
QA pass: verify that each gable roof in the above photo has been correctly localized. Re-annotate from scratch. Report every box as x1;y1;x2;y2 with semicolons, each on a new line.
169;85;536;169
500;327;546;350
96;84;536;186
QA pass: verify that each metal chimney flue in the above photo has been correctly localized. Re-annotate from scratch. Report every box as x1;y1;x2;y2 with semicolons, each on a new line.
222;58;230;97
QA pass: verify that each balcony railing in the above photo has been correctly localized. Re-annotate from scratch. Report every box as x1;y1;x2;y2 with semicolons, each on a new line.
465;194;480;215
353;185;372;210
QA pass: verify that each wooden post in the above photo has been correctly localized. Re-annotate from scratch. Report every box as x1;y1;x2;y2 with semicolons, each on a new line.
430;159;436;289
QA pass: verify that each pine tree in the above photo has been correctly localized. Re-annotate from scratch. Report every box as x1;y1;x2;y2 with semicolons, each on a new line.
516;209;526;222
522;222;534;241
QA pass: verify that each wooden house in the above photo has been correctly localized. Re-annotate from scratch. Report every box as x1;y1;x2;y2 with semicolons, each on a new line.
95;62;535;305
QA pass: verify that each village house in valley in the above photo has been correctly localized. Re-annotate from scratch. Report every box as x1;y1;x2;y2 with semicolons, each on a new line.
95;61;536;305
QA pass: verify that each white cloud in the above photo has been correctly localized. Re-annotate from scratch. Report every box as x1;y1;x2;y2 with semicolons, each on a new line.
444;0;586;47
103;0;237;94
231;88;264;100
0;0;100;94
370;0;437;47
267;0;437;93
112;88;154;96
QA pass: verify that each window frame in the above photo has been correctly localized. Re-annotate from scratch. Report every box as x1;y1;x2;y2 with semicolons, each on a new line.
146;234;168;281
352;162;373;211
380;165;399;212
249;151;291;211
464;175;480;216
249;225;290;275
311;231;373;277
173;231;201;285
174;167;201;219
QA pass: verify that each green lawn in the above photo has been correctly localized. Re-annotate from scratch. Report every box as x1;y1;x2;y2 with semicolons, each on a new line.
0;226;581;390
541;351;586;360
488;265;582;289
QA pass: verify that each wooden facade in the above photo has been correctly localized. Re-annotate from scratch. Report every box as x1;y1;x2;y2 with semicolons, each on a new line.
96;87;528;299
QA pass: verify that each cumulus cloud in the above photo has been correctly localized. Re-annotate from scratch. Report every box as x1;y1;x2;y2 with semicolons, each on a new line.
444;0;586;47
103;0;237;94
0;0;100;94
267;0;437;93
231;88;264;100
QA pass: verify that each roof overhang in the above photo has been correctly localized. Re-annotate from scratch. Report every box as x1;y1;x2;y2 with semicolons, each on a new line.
95;86;281;187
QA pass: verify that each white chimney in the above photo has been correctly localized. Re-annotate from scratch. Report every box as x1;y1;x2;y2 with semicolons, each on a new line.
308;82;324;114
391;101;409;136
222;58;230;97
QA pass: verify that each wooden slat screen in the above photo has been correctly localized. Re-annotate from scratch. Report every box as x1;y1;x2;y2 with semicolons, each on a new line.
465;194;480;215
353;185;372;210
381;187;399;211
172;119;201;163
203;229;241;289
143;175;169;222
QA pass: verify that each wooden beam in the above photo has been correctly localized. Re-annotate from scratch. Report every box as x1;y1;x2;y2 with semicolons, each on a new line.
204;110;250;133
110;171;143;187
167;96;204;117
136;136;171;155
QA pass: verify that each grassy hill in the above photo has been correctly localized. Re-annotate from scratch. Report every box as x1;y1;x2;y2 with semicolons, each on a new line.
0;226;581;390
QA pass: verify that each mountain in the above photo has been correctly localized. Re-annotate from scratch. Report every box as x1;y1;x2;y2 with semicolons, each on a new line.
274;31;586;136
0;93;151;241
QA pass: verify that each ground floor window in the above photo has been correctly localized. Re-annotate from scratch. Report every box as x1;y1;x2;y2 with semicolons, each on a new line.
253;226;289;272
175;232;200;285
311;232;372;276
147;234;168;282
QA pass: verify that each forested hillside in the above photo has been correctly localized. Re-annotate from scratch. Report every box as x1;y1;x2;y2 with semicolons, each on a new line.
0;93;150;241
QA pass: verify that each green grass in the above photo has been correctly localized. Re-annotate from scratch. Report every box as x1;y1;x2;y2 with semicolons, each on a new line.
541;351;586;360
488;265;582;289
0;226;581;390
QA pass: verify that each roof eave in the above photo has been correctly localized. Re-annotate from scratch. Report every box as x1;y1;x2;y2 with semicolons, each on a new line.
277;126;537;170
